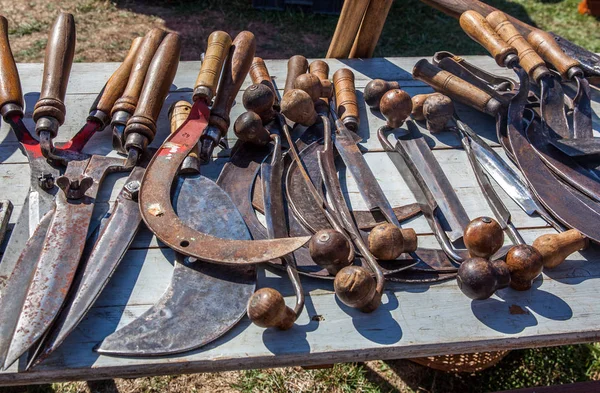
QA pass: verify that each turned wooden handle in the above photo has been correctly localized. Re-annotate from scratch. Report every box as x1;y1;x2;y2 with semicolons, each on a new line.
193;30;232;103
459;10;517;67
124;33;180;147
486;11;548;84
249;57;278;109
532;229;589;269
32;12;76;133
527;29;581;80
112;28;166;116
310;60;330;109
247;288;295;330
93;37;143;116
412;59;502;117
333;68;359;132
284;55;308;95
209;31;256;137
0;16;23;119
169;100;199;160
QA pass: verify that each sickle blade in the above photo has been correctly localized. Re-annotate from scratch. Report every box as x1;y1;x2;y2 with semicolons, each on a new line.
96;175;255;356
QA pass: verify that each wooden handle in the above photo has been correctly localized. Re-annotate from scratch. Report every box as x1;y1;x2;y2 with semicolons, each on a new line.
486;11;549;83
242;83;276;123
169;100;199;161
411;92;441;121
464;217;504;259
532;229;589;269
326;0;371;58
249;57;278;105
193;30;232;103
349;0;393;58
0;16;23;119
233;110;271;146
124;33;180;151
93;37;143;117
280;89;317;126
247;288;295;330
334;265;381;313
294;73;332;102
457;257;510;300
412;59;502;117
333;68;359;132
364;79;399;110
527;29;582;80
459;10;517;67
209;31;256;136
284;55;308;95
309;60;329;81
506;244;543;291
379;89;412;128
111;28;166;116
33;12;76;135
308;229;352;275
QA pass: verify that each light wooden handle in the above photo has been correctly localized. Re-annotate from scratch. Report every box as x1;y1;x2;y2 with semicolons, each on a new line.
412;59;502;117
169;100;198;160
459;10;517;67
333;68;359;132
309;60;329;81
280;89;317;126
0;16;23;119
249;57;279;109
284;55;308;95
247;288;295;330
33;12;76;135
112;28;166;116
349;0;393;58
94;37;143;116
486;11;548;83
209;31;256;138
193;30;232;103
326;0;371;58
532;229;589;269
124;33;180;150
527;29;582;79
294;73;332;102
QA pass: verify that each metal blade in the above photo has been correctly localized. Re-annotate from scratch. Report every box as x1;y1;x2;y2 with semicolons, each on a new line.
548;32;600;80
0;201;13;248
540;77;571;139
549;137;600;157
333;125;401;227
572;77;593;139
30;166;146;365
96;175;255;356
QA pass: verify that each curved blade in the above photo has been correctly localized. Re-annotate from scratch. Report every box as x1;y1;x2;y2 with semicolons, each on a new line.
96;175;255;356
31;166;146;365
139;103;309;264
549;137;600;158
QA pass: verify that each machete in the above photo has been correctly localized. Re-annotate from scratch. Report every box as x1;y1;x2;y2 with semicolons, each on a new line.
96;100;255;356
138;31;310;264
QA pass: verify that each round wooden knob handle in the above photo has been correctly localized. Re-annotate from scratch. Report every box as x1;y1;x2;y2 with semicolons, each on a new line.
423;94;454;133
247;288;295;330
457;257;511;300
527;30;582;80
333;68;359;132
309;60;329;82
284;55;308;95
486;11;549;84
33;12;76;136
464;217;504;259
294;73;332;102
380;89;412;129
280;89;317;126
364;79;399;110
459;10;517;67
334;265;381;313
0;16;24;119
249;57;279;110
368;223;418;260
111;28;166;117
411;93;442;121
242;83;276;123
506;244;543;291
194;31;232;102
233;111;271;146
308;229;353;275
532;229;589;269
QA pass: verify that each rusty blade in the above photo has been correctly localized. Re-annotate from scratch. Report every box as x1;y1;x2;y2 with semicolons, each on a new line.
29;165;146;366
96;175;255;356
507;68;600;243
572;77;593;138
139;102;309;264
549;138;600;158
0;200;12;250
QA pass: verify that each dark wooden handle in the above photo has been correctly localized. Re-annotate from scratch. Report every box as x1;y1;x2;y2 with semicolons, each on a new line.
506;244;543;291
412;59;502;117
459;10;516;67
0;16;23;119
249;57;278;109
94;37;143;116
169;100;199;160
284;55;308;95
532;229;588;269
247;288;295;330
527;29;581;79
333;68;359;132
112;28;166;116
486;11;548;83
209;31;256;136
463;217;504;259
124;33;180;149
193;30;232;103
32;12;76;134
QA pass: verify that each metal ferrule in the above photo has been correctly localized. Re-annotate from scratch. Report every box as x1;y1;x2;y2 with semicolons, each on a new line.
193;86;213;104
0;103;23;121
342;116;359;132
87;109;111;130
198;125;221;162
111;110;130;127
180;155;201;175
125;132;148;155
35;116;60;138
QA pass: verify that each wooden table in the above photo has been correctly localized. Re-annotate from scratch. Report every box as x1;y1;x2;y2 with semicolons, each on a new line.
0;56;599;386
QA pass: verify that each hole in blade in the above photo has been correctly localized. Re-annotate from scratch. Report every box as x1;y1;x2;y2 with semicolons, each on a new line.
180;240;190;247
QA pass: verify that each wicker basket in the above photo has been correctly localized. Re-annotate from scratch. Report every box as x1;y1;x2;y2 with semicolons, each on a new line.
409;350;510;373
